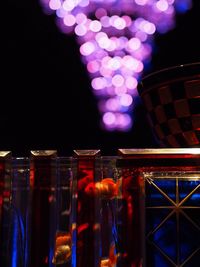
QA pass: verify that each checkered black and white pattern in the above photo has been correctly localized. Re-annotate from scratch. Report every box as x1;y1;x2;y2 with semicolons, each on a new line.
141;78;200;147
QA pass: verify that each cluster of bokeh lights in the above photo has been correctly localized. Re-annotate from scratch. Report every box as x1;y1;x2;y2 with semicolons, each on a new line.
41;0;192;131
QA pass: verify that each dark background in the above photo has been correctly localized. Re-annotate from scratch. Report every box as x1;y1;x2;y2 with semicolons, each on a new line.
2;0;200;156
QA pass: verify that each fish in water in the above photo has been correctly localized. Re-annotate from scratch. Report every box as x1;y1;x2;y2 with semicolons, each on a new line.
85;178;120;199
52;232;72;265
100;243;118;267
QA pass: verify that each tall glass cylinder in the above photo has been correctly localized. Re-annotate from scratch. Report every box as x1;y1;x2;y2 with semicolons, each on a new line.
29;150;57;267
96;156;120;267
73;150;100;267
117;150;145;267
52;157;74;267
0;151;12;266
73;151;122;267
8;157;30;267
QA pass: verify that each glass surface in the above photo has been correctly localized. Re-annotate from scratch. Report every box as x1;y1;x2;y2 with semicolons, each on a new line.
8;158;30;267
116;164;145;267
137;62;200;148
0;150;200;267
138;62;200;93
96;157;119;267
29;152;57;267
144;171;200;267
52;157;73;267
0;153;12;266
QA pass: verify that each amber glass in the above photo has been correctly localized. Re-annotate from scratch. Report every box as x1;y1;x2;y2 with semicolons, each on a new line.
74;150;99;267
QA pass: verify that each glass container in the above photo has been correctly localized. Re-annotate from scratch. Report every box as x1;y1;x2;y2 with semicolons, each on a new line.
138;62;200;147
117;148;200;267
0;152;12;266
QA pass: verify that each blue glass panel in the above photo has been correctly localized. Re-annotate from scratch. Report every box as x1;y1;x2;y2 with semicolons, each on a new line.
151;213;177;262
153;179;176;202
146;209;171;234
10;207;25;267
146;243;175;267
154;251;174;267
146;183;172;207
146;175;200;267
180;213;200;264
11;215;18;267
182;187;200;206
179;180;200;202
184;250;200;267
183;209;200;228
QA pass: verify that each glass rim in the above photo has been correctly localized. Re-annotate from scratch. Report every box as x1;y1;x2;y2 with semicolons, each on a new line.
138;62;200;94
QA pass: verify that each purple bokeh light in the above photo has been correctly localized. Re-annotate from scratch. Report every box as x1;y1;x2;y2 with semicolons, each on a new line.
40;0;192;131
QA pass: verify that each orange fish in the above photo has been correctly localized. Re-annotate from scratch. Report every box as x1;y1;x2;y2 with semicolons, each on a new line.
78;174;93;191
85;178;120;199
100;243;118;267
52;232;72;264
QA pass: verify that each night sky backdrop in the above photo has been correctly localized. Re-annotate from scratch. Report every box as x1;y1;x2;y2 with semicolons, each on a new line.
2;0;200;156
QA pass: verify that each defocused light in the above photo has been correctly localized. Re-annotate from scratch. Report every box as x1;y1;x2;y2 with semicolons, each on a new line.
128;37;141;50
106;98;120;111
122;15;132;27
49;0;61;10
120;94;133;107
115;86;127;96
63;0;75;11
113;17;126;30
97;35;110;49
135;0;148;5
80;42;95;56
100;16;110;28
75;24;87;36
56;7;66;18
64;14;76;26
156;0;169;11
99;66;113;77
87;60;100;73
135;31;148;42
41;0;192;131
76;13;87;24
103;112;116;125
106;38;117;51
79;0;89;7
125;77;138;89
89;20;102;32
143;22;156;35
116;113;132;130
91;77;106;90
107;57;121;70
112;75;124;87
95;8;107;19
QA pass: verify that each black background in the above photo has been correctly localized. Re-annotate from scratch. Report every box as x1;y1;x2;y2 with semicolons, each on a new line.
2;0;200;156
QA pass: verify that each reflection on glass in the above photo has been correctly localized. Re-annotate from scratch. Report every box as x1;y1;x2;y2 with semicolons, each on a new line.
144;172;200;267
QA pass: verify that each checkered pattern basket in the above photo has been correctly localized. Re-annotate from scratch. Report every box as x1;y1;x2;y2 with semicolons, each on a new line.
138;63;200;147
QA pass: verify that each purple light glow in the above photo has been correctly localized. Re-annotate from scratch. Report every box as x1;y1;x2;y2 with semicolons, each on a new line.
40;0;192;131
